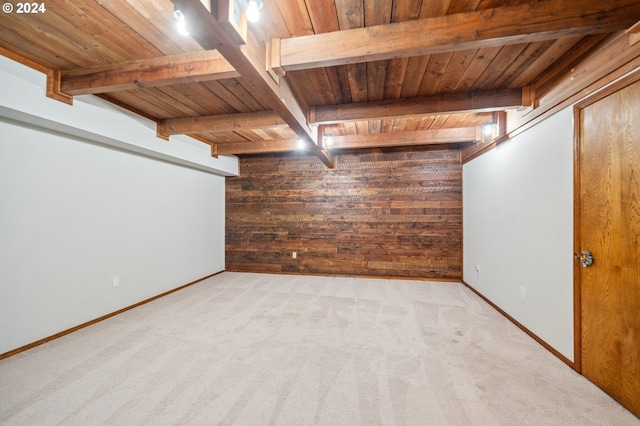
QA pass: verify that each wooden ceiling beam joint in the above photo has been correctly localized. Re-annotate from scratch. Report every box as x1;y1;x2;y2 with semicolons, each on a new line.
268;38;285;79
46;70;74;105
627;20;640;46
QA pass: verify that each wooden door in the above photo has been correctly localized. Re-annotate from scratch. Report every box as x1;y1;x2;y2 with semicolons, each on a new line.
576;75;640;417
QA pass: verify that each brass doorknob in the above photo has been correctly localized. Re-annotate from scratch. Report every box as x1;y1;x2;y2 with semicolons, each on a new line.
574;250;594;267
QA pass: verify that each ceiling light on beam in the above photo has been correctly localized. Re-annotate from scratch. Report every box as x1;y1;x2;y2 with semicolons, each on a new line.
483;122;495;136
324;135;334;148
245;0;263;23
482;122;497;141
173;9;189;36
296;138;307;150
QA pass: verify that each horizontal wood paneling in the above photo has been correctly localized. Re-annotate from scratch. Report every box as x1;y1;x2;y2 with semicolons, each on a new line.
226;147;462;279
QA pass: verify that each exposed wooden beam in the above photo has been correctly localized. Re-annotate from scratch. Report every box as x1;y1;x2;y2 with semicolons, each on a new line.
215;139;298;155
0;46;74;104
60;50;239;96
276;0;640;72
47;69;74;105
158;111;287;137
216;127;478;154
173;0;333;168
476;110;508;145
627;20;640;46
495;110;507;143
309;88;523;124
328;128;477;150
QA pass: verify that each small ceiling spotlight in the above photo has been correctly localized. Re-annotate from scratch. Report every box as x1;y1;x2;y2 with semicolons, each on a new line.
296;138;307;150
173;9;189;36
324;135;334;148
245;0;263;23
483;122;496;137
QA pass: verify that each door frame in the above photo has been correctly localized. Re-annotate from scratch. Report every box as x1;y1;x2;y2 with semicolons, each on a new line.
572;67;640;374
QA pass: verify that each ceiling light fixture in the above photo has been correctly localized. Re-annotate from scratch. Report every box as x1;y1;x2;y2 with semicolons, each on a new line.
483;122;496;137
173;9;189;36
245;0;263;23
296;138;307;150
324;135;334;148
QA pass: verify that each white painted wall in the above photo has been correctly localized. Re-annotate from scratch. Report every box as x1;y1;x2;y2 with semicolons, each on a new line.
0;56;235;354
463;108;574;361
0;56;238;177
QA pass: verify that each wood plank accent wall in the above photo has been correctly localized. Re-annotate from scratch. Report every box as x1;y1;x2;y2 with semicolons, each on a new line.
226;146;462;279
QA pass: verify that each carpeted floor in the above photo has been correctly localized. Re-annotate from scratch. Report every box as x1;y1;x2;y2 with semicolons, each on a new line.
0;272;638;425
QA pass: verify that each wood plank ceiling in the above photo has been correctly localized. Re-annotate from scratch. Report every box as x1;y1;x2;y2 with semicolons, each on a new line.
1;0;639;166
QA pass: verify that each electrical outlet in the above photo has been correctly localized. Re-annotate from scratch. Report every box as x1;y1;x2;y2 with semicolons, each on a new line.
520;286;526;300
112;276;120;288
475;264;481;274
292;252;297;259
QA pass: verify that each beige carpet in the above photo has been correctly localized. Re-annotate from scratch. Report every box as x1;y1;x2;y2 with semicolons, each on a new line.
0;272;638;425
